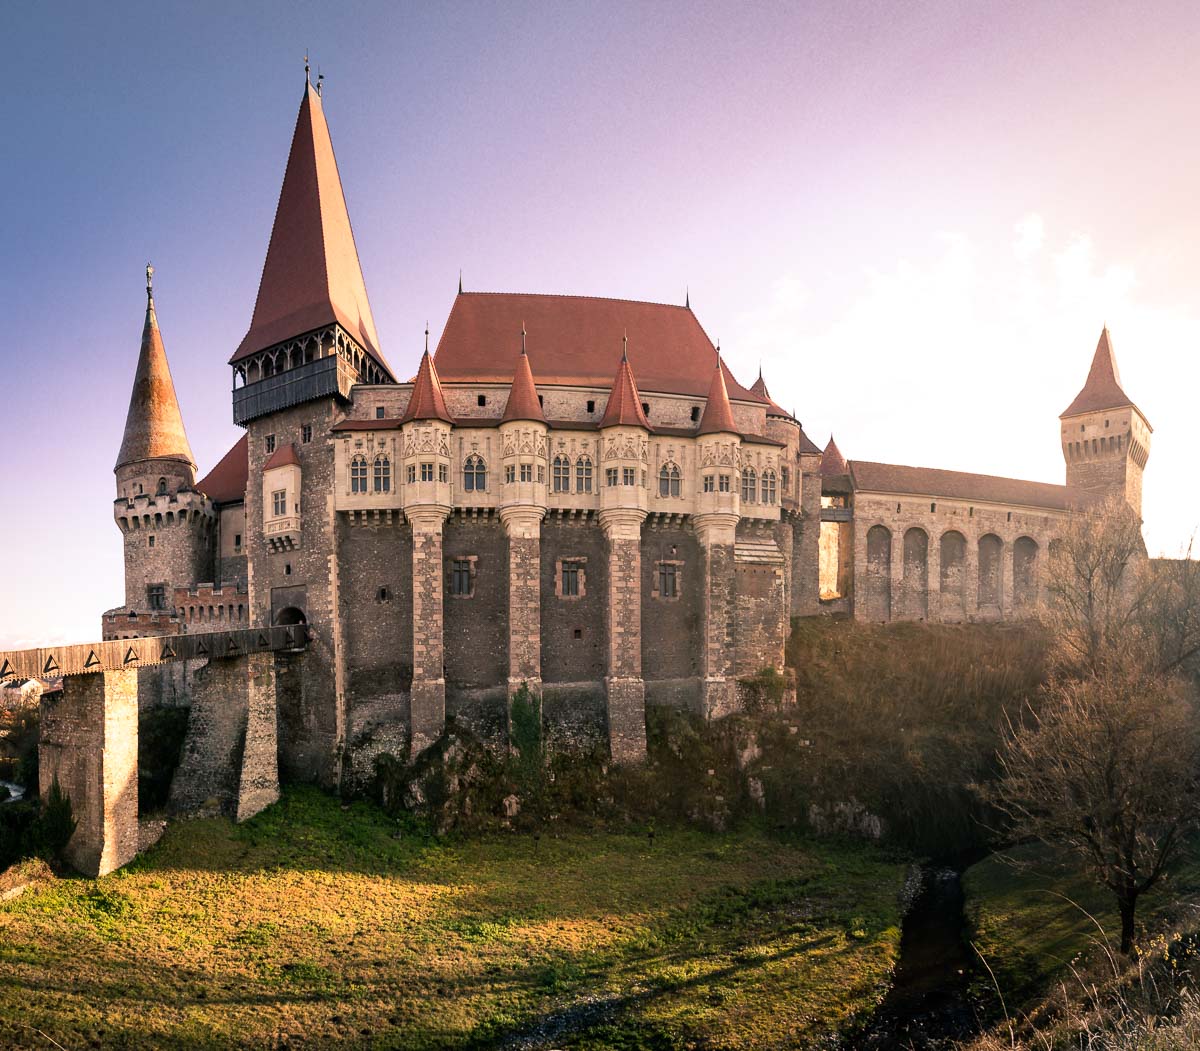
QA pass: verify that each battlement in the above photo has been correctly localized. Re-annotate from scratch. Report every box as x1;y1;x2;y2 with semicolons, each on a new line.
102;606;184;641
172;583;250;631
114;489;215;534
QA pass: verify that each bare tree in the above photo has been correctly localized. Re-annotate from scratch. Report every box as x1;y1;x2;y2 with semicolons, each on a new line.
989;498;1200;955
989;670;1200;955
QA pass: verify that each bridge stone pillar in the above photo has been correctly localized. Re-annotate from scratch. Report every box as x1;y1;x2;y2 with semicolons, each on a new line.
170;651;279;821
694;513;739;719
39;670;139;877
500;507;544;698
600;508;648;763
409;507;450;754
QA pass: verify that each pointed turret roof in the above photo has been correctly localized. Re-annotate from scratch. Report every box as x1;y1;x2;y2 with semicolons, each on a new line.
600;340;652;429
749;368;794;419
697;357;738;435
231;81;391;378
401;350;454;424
501;329;545;423
1061;326;1136;418
821;436;849;477
116;275;195;472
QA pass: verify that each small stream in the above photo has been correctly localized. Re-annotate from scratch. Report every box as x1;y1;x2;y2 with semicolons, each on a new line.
853;861;984;1049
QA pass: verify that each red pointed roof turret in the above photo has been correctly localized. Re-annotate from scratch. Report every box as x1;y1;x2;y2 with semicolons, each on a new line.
401;338;454;424
264;443;301;470
116;266;196;472
501;325;545;423
1061;326;1137;418
697;353;739;435
749;366;794;419
600;334;651;429
821;435;849;477
231;80;391;379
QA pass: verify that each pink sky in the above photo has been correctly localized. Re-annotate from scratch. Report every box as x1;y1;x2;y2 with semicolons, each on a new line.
2;1;1198;648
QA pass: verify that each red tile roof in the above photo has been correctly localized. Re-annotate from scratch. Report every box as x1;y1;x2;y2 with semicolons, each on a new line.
401;351;454;424
196;434;248;504
231;84;391;379
698;360;738;435
116;291;196;471
600;346;651;429
264;443;301;470
849;460;1094;511
1061;327;1138;419
798;428;822;456
501;339;545;424
821;436;848;477
749;370;794;419
434;292;761;401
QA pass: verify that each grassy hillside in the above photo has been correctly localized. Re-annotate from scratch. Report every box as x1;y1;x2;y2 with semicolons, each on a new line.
0;786;907;1050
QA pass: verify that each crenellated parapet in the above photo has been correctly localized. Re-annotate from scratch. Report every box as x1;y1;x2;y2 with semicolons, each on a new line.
112;488;215;534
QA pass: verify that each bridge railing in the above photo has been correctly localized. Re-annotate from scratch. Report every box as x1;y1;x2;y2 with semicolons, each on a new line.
0;624;308;682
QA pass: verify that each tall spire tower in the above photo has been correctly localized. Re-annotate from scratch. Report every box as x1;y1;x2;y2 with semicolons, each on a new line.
1060;326;1151;516
230;76;393;425
113;266;213;608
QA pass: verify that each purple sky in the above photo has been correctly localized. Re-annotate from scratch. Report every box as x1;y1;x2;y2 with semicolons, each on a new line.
3;1;1198;648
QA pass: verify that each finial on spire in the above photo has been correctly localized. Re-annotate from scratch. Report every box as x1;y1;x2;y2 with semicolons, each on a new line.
716;339;721;361
685;286;690;309
304;51;310;84
316;69;324;97
520;321;527;355
458;269;463;294
145;262;154;298
424;322;429;354
622;329;628;362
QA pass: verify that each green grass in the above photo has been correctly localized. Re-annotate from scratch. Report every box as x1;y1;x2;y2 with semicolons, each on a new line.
0;785;907;1049
964;843;1200;1004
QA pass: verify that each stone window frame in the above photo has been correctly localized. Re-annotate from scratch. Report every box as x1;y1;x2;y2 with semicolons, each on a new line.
555;556;588;600
658;462;681;498
439;463;448;483
373;455;391;493
265;434;276;454
301;424;313;444
605;467;618;487
420;462;435;482
552;454;571;493
741;465;758;503
703;474;715;493
718;474;731;493
351;455;368;493
622;466;636;486
505;464;516;484
272;489;287;517
761;468;777;504
520;463;533;483
576;455;594;492
781;464;790;492
652;559;683;602
463;454;487;492
147;583;167;610
447;555;478;599
407;463;417;484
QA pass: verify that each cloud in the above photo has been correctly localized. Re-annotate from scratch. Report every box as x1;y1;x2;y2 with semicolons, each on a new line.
1013;213;1045;262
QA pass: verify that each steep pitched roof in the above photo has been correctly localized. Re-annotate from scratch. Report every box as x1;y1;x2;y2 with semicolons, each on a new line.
697;359;738;435
501;336;545;423
798;427;822;456
116;287;196;472
749;369;794;419
401;350;454;424
196;434;248;504
434;292;760;400
1061;327;1136;418
231;83;391;378
264;443;301;470
849;460;1094;511
600;346;651;429
820;436;848;477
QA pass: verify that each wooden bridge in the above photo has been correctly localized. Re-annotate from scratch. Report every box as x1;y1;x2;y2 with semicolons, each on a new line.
4;624;309;878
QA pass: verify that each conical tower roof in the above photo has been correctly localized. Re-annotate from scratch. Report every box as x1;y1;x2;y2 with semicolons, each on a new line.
231;81;391;378
697;357;738;435
1061;326;1135;418
749;367;793;419
501;329;545;423
821;436;849;477
401;349;454;424
116;274;195;472
600;340;651;429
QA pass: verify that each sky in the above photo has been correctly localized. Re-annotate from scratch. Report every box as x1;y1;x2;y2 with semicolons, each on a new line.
2;0;1198;649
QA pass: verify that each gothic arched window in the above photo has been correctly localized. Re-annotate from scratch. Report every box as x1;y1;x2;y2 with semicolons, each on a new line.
373;456;391;493
741;466;758;503
658;463;681;498
575;455;593;493
761;469;777;504
351;455;368;494
463;454;486;492
552;455;571;493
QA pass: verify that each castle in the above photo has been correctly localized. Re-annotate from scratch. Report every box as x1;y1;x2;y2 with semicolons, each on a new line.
103;75;1152;781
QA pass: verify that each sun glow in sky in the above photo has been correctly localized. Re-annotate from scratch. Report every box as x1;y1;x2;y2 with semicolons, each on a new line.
2;1;1198;648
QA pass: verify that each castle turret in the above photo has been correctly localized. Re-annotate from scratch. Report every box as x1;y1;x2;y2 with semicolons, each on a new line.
1060;326;1151;516
597;338;651;761
695;355;742;523
498;328;547;697
400;342;454;752
113;267;214;610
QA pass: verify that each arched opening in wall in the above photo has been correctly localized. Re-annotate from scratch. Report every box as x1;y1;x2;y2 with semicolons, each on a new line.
978;533;1003;615
900;527;929;620
275;606;307;626
939;530;967;622
1013;536;1039;611
865;524;892;622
